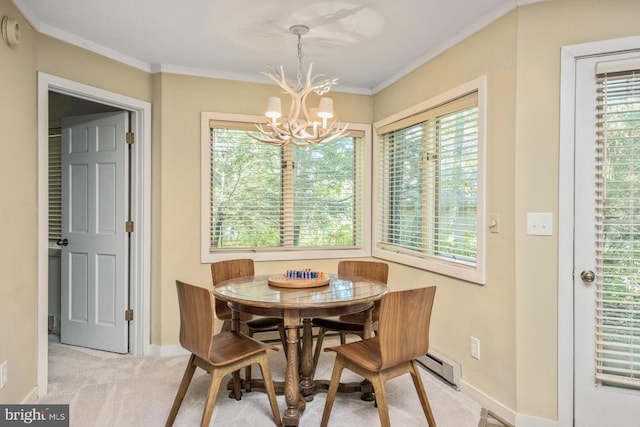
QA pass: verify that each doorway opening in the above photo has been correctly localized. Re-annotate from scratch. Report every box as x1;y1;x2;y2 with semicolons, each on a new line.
48;94;123;342
37;73;151;397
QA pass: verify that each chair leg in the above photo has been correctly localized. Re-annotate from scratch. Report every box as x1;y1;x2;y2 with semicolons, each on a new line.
339;332;346;345
200;369;225;427
245;331;254;392
165;354;197;427
257;357;283;427
410;360;437;426
312;327;327;377
320;355;345;427
370;374;391;427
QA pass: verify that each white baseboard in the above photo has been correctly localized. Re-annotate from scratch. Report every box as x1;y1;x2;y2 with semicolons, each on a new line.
22;387;39;403
460;380;516;425
460;380;559;427
147;344;189;358
515;414;559;427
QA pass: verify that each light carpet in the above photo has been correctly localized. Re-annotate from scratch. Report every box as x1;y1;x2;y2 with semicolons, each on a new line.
39;335;485;426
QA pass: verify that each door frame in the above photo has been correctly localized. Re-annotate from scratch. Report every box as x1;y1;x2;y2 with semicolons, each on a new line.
36;72;151;395
558;35;640;426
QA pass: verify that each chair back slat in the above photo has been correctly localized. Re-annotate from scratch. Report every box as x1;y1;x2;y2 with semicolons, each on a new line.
175;280;214;361
211;259;255;319
377;286;436;370
338;260;389;283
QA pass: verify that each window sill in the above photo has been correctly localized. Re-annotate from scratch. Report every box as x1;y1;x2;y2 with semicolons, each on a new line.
201;247;371;264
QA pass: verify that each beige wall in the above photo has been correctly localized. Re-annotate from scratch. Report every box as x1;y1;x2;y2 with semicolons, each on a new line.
3;0;640;423
513;0;640;419
0;0;38;404
374;11;520;411
36;35;152;102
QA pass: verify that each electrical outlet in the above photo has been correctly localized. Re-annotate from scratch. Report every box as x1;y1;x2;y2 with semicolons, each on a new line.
471;337;480;360
0;360;7;389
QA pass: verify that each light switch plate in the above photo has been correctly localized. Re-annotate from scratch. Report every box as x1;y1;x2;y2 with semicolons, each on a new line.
526;212;553;236
489;214;500;233
471;337;480;360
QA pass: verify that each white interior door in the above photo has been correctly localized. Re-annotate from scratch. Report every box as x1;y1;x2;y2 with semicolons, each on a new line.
60;111;129;354
574;52;640;426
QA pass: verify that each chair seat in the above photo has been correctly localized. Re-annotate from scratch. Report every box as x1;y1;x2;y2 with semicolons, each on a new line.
246;316;284;331
312;317;367;334
210;331;277;366
327;336;382;372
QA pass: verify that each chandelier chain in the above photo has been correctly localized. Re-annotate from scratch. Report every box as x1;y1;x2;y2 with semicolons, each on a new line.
296;33;304;93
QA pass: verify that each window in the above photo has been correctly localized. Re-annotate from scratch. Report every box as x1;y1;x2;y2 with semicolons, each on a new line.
201;113;371;262
373;77;486;284
49;126;62;244
593;62;640;388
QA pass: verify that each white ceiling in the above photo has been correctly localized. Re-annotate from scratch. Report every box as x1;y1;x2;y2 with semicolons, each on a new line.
13;0;532;94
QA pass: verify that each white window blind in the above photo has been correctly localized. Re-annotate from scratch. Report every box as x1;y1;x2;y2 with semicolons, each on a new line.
208;119;365;253
376;92;479;268
49;127;62;242
594;65;640;389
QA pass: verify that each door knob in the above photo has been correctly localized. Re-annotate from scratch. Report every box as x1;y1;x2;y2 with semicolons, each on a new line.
580;270;595;283
56;238;69;247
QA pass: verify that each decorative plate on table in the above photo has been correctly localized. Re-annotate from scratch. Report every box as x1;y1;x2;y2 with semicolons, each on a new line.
268;274;330;289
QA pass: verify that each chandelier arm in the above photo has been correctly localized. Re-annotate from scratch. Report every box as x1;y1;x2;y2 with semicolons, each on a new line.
249;131;289;146
287;94;303;126
299;91;313;123
262;66;297;99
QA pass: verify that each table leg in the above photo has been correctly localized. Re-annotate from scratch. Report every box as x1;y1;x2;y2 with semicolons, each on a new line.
300;318;315;401
283;309;304;427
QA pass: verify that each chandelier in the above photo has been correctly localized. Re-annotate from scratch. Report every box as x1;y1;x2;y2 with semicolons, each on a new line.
249;25;349;147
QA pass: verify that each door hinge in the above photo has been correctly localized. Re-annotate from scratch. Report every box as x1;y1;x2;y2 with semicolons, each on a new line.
126;132;135;145
125;221;134;233
125;309;134;322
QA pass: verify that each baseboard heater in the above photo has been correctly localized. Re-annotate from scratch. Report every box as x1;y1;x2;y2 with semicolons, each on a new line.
417;350;461;390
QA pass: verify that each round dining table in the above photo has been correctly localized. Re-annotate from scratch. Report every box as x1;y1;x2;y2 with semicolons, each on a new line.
213;273;388;427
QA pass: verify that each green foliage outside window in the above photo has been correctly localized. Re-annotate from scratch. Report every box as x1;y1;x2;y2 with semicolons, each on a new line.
209;127;361;251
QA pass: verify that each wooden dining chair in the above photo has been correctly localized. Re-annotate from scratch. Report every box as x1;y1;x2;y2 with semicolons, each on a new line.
311;260;389;375
320;286;437;427
211;259;286;391
166;281;282;427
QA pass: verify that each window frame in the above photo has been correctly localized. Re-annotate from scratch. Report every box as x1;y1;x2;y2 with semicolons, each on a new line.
372;76;487;284
200;111;372;263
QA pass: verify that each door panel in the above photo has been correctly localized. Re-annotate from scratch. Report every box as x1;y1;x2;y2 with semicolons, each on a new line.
69;252;88;321
96;254;116;325
60;111;129;354
574;52;640;426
